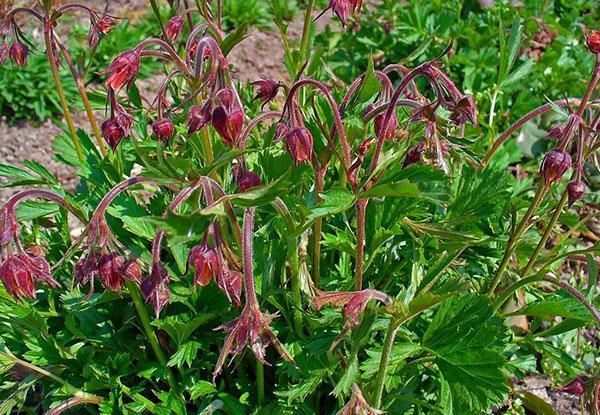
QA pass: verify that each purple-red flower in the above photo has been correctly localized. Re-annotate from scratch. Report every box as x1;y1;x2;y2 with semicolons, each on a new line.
141;263;171;318
374;111;397;142
89;15;115;49
450;95;478;126
75;251;140;294
325;0;363;27
540;148;571;184
558;375;589;396
237;171;261;192
9;40;28;67
586;30;600;54
0;42;9;66
251;79;281;108
0;253;35;300
285;127;313;165
165;15;185;42
187;103;212;135
567;180;585;207
187;242;219;287
102;119;125;151
314;289;392;349
102;49;141;91
152;118;175;144
212;89;245;146
97;253;128;292
403;141;425;168
337;384;383;415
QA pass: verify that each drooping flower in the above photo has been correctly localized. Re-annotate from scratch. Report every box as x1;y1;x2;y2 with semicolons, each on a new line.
9;40;28;67
0;253;35;300
152;118;175;144
567;180;586;207
88;15;115;49
285;127;313;165
251;79;281;109
212;89;245;146
558;375;589;396
403;141;425;168
141;263;170;318
186;242;219;287
586;30;600;54
165;15;185;42
187;103;212;135
540;148;571;184
101;119;125;151
374;111;398;142
236;171;261;192
323;0;363;27
101;49;141;91
449;95;478;126
97;253;128;292
337;384;383;415
314;289;392;349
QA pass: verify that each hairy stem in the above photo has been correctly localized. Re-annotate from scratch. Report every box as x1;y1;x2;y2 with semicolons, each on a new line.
374;319;400;407
288;236;303;333
355;199;368;291
299;0;315;65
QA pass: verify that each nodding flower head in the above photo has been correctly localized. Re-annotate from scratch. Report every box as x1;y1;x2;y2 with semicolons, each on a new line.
152;118;175;144
96;16;116;35
97;253;139;293
102;119;125;151
102;49;141;91
337;384;383;415
558;375;589;396
285;127;313;166
187;103;212;135
403;141;425;168
586;30;600;54
0;206;19;246
141;263;171;318
186;242;219;287
0;253;35;300
540;148;571;185
251;79;281;108
326;0;363;27
374;111;398;142
165;15;185;42
212;89;245;146
237;171;262;192
89;15;116;49
314;289;392;350
450;95;478;126
567;180;586;207
9;40;28;67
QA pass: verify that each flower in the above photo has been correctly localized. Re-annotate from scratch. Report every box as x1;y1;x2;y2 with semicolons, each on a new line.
567;180;585;207
374;111;398;142
9;40;28;67
540;148;571;184
558;375;589;396
186;242;219;287
152;118;175;144
586;30;600;54
403;141;425;168
285;127;313;165
314;289;392;349
141;263;170;318
212;89;245;146
89;15;115;49
0;253;35;300
187;103;212;134
251;79;281;108
236;171;261;192
101;49;141;91
165;15;185;42
101;119;125;151
325;0;363;27
450;95;478;126
97;253;131;292
213;304;293;379
337;384;383;415
96;16;115;35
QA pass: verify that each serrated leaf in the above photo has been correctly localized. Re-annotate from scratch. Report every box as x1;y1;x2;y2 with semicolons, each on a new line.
167;341;202;368
360;180;420;200
189;380;217;399
307;188;355;223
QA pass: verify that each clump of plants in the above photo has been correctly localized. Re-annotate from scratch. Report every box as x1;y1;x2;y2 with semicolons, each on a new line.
0;0;599;414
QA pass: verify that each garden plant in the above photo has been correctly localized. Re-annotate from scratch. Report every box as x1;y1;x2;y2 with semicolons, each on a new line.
0;0;599;414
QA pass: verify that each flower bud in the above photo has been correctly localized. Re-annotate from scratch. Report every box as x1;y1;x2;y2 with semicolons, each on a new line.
567;180;585;207
101;119;125;151
403;141;425;168
0;253;35;300
141;264;170;318
450;95;478;126
586;30;600;54
152;118;175;144
374;111;397;142
558;375;589;396
9;40;28;67
237;171;261;192
285;127;313;165
212;89;245;146
540;148;571;184
187;104;212;134
165;15;185;42
251;79;281;108
101;49;141;91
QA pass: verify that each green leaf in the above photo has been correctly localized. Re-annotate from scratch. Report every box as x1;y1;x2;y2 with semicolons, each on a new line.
360;342;421;378
333;354;359;397
354;56;380;104
307;188;355;223
21;160;59;185
360;180;420;199
507;292;594;322
15;201;60;221
423;295;509;414
516;391;558;415
501;59;534;87
499;17;523;83
189;380;217;400
221;23;248;56
167;341;202;368
0;164;36;181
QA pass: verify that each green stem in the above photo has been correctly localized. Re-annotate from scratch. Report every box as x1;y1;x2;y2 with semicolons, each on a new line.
488;181;548;295
299;0;315;65
125;280;177;389
257;360;265;406
492;274;543;313
520;190;569;279
355;199;368;291
287;237;303;334
77;79;107;157
44;30;84;162
374;319;400;408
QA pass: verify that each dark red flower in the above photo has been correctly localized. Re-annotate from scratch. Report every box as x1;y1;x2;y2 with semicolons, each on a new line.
450;95;478;126
403;141;425;168
22;247;58;288
218;269;243;308
152;118;175;144
567;180;585;207
97;253;127;292
101;119;125;151
0;253;35;300
237;171;261;192
165;15;185;42
141;263;170;318
122;260;143;283
187;103;212;134
186;243;219;287
374;111;397;142
326;0;362;27
96;16;115;35
251;79;281;108
285;127;313;165
314;289;392;349
75;251;101;288
9;40;28;67
212;89;245;146
558;375;589;396
586;30;600;54
540;148;571;184
102;49;141;91
274;123;289;143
